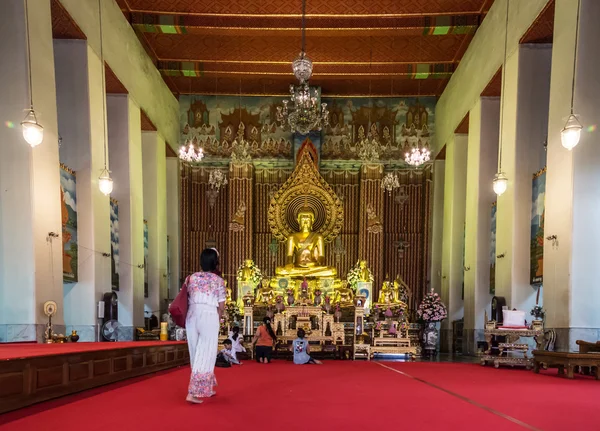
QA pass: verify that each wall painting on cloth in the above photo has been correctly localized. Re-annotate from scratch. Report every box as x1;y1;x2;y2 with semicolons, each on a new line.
110;199;120;291
490;202;497;295
60;164;78;283
530;167;546;286
144;220;149;298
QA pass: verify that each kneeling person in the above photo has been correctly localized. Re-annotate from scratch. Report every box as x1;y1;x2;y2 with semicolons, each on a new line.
217;339;242;366
293;329;322;365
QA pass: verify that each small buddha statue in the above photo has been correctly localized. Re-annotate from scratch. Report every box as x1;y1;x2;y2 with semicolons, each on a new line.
393;274;410;304
275;207;337;278
332;280;354;306
378;277;395;305
224;280;234;304
297;277;313;304
239;259;257;284
255;278;276;305
357;260;372;283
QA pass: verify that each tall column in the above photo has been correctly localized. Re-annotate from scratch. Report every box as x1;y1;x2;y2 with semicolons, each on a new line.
495;45;550;311
142;132;168;319
463;98;500;354
544;0;600;351
54;40;112;342
107;95;144;340
358;164;384;296
227;163;254;299
0;0;62;342
166;157;181;299
429;160;445;296
440;134;467;352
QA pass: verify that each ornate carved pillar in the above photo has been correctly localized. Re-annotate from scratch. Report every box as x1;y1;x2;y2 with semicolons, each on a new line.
358;164;384;298
227;163;254;299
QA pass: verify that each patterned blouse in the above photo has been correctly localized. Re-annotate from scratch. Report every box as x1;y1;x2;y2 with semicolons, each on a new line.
187;272;226;308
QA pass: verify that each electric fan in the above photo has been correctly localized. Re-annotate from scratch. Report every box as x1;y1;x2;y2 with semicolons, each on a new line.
101;319;121;342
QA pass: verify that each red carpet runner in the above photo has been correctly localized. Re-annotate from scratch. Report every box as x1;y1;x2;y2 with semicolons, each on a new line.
1;361;598;430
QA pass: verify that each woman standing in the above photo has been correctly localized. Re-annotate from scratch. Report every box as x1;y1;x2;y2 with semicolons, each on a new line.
185;248;226;404
252;316;277;363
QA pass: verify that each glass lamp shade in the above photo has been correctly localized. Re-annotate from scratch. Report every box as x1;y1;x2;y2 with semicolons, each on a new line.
561;114;583;150
21;109;44;147
493;172;508;196
98;169;113;195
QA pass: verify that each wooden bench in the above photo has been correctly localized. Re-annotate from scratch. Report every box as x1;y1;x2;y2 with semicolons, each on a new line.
370;337;417;359
533;350;600;379
576;340;600;354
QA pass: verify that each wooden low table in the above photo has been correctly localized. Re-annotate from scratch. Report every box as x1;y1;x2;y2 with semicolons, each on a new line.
533;350;600;379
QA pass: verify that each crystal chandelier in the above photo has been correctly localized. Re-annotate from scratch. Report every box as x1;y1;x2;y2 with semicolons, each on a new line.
179;139;205;163
381;172;400;196
404;140;431;167
276;0;329;135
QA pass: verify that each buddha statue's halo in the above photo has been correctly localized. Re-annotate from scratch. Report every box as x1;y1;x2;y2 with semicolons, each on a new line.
268;141;343;243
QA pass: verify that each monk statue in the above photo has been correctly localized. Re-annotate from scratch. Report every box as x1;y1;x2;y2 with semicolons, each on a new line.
238;259;257;283
275;207;337;278
393;274;410;304
378;274;407;307
255;278;277;305
357;260;373;282
332;280;355;306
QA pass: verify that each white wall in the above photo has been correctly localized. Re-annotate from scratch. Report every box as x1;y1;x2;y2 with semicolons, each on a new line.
166;158;181;299
429;160;445;296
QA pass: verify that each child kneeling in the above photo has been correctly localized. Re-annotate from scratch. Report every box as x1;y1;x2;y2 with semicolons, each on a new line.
293;329;322;365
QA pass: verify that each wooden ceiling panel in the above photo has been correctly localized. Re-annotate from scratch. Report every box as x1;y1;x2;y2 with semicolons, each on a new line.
51;0;86;40
123;0;491;16
117;0;494;96
521;0;554;44
145;33;469;64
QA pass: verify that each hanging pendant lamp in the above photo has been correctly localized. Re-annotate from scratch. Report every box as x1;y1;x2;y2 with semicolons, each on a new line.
97;0;113;195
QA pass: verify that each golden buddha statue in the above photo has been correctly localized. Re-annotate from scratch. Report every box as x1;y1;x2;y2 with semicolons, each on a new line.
238;259;257;283
377;275;407;307
332;280;354;306
393;274;410;304
275;207;337;278
224;280;234;304
255;278;277;305
357;260;373;282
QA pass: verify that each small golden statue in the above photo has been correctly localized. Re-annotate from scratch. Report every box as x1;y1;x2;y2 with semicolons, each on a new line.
393;274;410;304
255;278;277;305
357;260;373;282
377;274;407;306
238;259;258;283
332;280;355;306
275;207;337;278
224;280;234;304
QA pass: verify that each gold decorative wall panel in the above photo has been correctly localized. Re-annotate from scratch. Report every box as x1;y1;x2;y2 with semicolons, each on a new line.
180;163;431;310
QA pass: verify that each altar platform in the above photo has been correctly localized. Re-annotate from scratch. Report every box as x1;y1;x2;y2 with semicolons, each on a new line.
0;341;189;414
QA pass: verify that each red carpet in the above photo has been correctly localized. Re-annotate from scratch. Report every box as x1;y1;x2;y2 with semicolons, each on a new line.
3;360;596;430
382;362;600;431
0;341;185;360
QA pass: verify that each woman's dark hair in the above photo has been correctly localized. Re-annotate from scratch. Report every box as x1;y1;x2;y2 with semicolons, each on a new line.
297;328;306;339
231;326;240;341
263;317;277;342
200;248;219;272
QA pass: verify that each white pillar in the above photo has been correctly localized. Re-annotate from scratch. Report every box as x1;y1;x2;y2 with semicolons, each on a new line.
54;40;111;341
544;0;600;351
107;95;144;340
429;160;445;296
166;158;181;299
463;98;500;354
495;44;550;313
440;134;467;352
142;132;168;320
0;0;62;342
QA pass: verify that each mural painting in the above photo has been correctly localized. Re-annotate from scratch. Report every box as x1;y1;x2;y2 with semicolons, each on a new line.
530;168;546;286
110;199;120;291
490;202;497;295
179;95;436;162
60;164;78;283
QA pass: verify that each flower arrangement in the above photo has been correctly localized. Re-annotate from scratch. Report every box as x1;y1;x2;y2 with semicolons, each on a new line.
236;261;262;286
530;305;545;320
347;260;374;288
416;291;447;322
